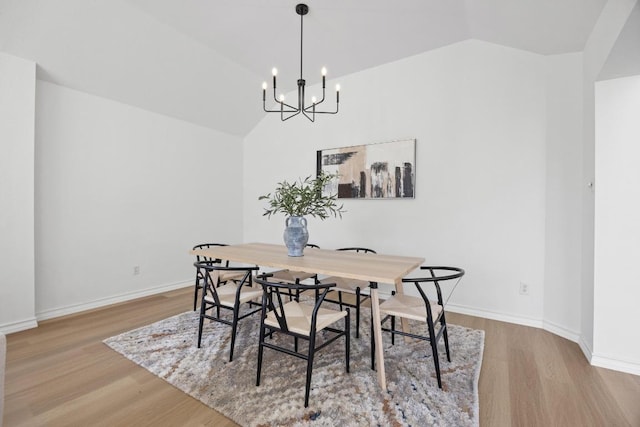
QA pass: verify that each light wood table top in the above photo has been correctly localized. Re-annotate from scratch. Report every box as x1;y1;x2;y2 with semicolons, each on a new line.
191;242;423;284
190;242;424;390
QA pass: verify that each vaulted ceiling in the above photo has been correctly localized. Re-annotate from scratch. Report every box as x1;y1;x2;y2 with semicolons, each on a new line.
1;0;637;136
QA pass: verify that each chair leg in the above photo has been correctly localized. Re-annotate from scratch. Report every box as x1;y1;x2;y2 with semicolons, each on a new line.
355;288;361;338
441;312;451;362
229;306;240;362
256;326;266;387
193;273;200;311
370;309;375;371
345;308;350;373
197;300;207;348
427;319;442;388
338;291;344;311
391;315;396;346
304;334;317;408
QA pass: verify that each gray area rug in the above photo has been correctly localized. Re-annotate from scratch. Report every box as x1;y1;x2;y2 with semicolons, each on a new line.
104;306;484;426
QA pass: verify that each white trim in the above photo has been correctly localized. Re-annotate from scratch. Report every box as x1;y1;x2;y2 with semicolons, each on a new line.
445;302;544;329
446;304;585;345
36;280;192;321
541;319;581;343
0;317;38;334
578;336;593;362
591;353;640;376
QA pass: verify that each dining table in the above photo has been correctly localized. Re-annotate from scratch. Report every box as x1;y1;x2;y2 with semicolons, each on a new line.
189;242;424;390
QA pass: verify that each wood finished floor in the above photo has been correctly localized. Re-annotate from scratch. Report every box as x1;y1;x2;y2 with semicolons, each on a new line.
3;287;640;426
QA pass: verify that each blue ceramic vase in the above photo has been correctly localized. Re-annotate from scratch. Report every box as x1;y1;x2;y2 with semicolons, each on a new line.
283;216;309;257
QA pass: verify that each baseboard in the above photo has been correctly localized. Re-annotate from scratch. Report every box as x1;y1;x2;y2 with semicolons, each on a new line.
578;336;593;362
0;317;38;334
591;353;640;376
445;304;640;377
542;319;581;343
445;302;544;329
36;280;192;322
444;303;589;346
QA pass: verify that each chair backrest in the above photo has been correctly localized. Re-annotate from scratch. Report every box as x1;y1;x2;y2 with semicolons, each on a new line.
254;275;336;335
401;266;465;317
336;247;376;254
194;261;259;306
192;243;230;265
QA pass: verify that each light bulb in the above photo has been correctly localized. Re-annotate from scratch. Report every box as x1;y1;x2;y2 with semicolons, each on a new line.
279;94;285;102
262;82;267;90
321;67;327;76
311;96;317;104
336;84;341;92
272;67;278;76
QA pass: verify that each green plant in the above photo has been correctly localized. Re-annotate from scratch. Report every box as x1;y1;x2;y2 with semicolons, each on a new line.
259;172;345;219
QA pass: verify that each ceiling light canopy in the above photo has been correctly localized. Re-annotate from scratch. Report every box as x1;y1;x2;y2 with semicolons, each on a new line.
262;3;340;122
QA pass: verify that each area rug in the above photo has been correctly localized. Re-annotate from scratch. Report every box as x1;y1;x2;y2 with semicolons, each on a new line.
104;306;484;426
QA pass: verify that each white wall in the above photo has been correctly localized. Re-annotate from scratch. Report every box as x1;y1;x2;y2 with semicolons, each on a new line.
244;40;548;324
0;52;37;333
543;53;584;341
0;0;263;136
35;81;244;319
594;75;640;374
580;0;637;359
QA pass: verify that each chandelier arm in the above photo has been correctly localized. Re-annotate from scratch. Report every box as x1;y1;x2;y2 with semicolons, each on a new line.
301;109;315;122
281;110;302;121
264;98;297;113
308;101;339;115
303;96;326;113
317;87;327;105
264;105;298;113
303;94;339;114
307;86;326;111
271;87;298;110
281;101;298;110
309;110;338;115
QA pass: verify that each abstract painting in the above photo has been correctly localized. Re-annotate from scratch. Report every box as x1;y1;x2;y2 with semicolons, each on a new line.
317;139;416;199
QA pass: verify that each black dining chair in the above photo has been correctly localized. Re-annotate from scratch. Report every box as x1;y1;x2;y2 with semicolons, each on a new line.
320;247;377;338
254;274;350;408
192;243;244;311
195;262;262;362
371;266;465;389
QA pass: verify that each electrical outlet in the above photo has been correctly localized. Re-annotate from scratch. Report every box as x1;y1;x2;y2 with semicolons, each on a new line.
519;282;529;295
133;265;140;275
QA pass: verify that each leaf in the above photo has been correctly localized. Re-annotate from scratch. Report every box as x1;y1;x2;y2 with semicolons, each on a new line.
258;171;346;220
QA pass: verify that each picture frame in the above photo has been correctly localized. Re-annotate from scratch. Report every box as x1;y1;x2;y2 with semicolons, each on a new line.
317;139;416;199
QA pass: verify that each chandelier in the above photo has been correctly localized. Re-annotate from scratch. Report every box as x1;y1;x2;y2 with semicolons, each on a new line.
262;3;340;122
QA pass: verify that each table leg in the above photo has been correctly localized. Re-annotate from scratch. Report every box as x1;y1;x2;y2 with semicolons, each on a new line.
369;284;386;390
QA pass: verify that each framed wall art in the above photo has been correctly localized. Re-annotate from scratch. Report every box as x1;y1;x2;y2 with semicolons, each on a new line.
317;139;416;199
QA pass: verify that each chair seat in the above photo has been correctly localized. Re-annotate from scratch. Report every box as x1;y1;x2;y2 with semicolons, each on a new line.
270;269;317;283
379;294;443;322
204;283;262;308
320;276;370;294
265;301;347;336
